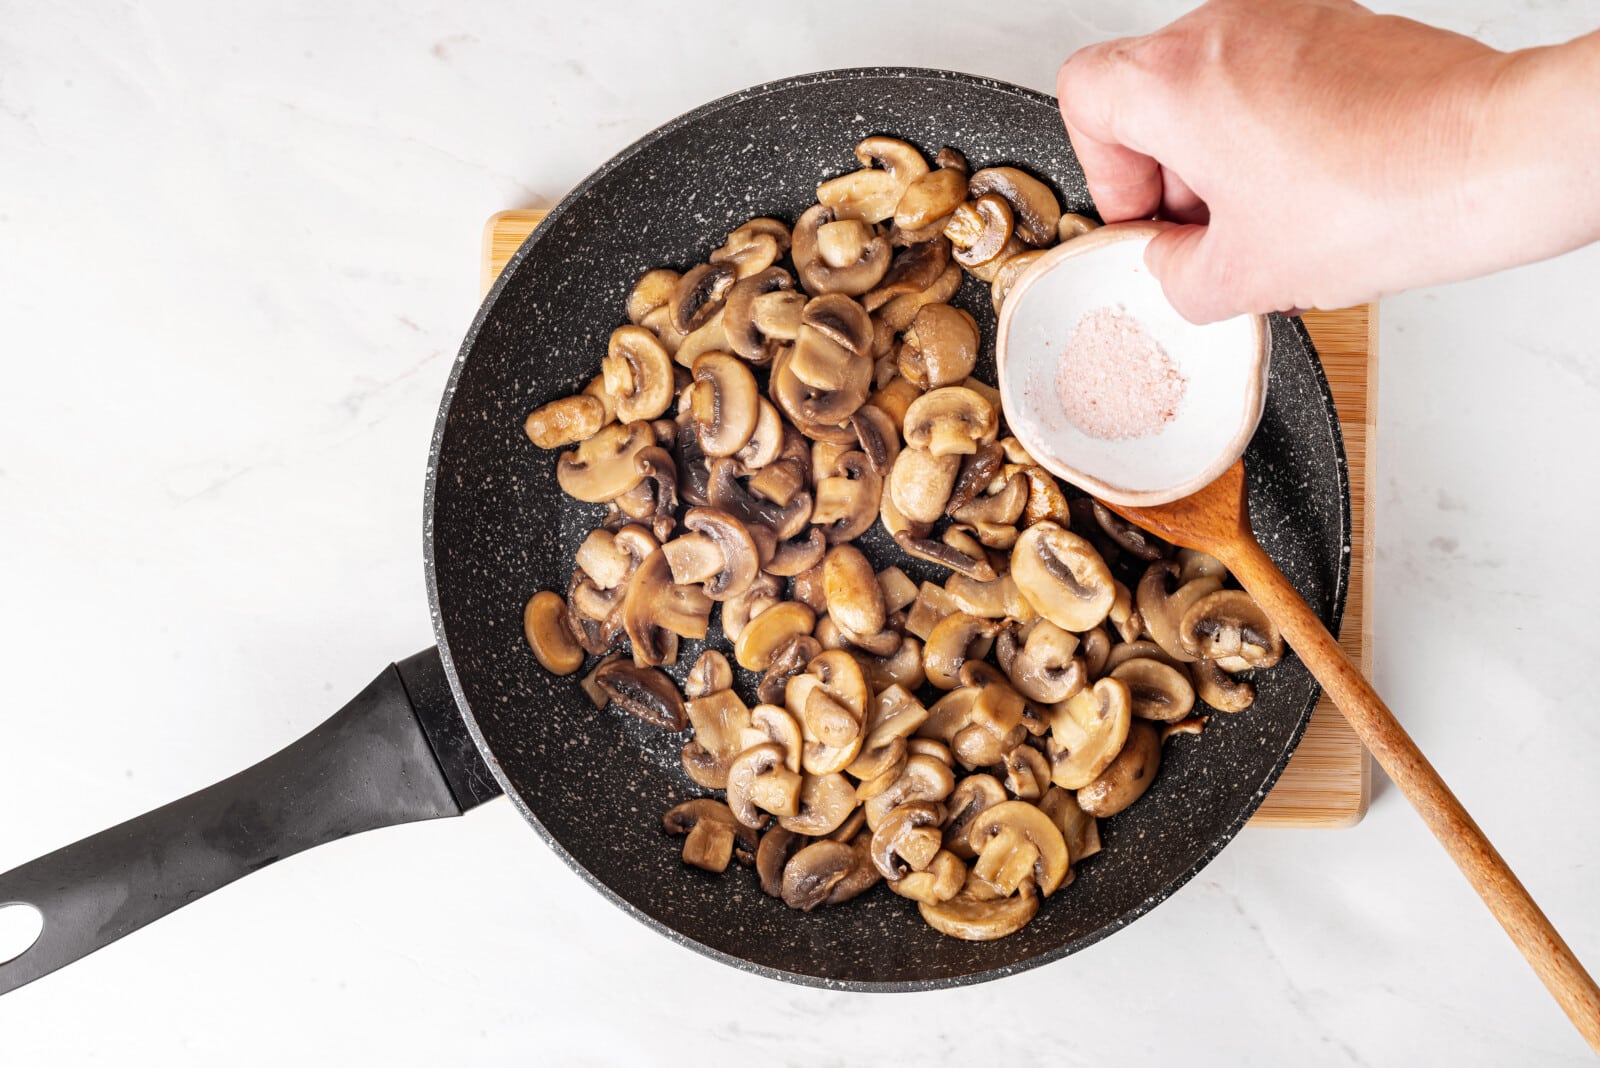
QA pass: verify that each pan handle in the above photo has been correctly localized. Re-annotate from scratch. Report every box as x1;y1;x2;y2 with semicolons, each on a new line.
0;647;501;996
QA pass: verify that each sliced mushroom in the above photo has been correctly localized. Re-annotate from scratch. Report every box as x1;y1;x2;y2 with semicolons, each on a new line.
861;238;952;312
896;303;980;391
792;203;892;296
524;395;606;450
1109;658;1197;723
889;446;960;526
918;879;1040;941
869;801;947;879
1015;464;1073;528
966;166;1061;247
1091;499;1170;561
877;567;918;614
600;325;676;424
941;773;1008;859
903;386;998;457
566;570;624;655
780;839;862;911
734;600;816;671
863;753;957;831
659;507;758;601
1179;589;1285;668
888;849;966;905
1162;716;1209;742
856;634;926;694
523;590;584;675
904;580;963;640
723;268;803;366
800;293;874;358
680;688;753;789
710;217;791;279
1038;785;1101;864
622;549;713;666
779;773;858;836
943;573;1036;622
756;825;806;897
668;262;736;336
684;352;760;457
944;194;1014;268
771;334;871;431
847;404;900;478
1137;561;1224;664
1010;523;1116;632
1107;580;1143;644
877;262;963;332
791;650;869;774
1103;639;1184;673
820;544;887;638
574;526;657;592
1080;625;1112;678
556;420;654;503
726;742;804;827
989;249;1046;314
1006;620;1084;704
895;166;968;231
743;702;805;775
1002;745;1051;801
673;305;731;369
970;800;1070;897
923;612;1002;690
1177;548;1228;584
707;457;812;541
812;451;882;544
721;570;782;644
816;136;929;223
593;659;687;730
1047;677;1133;789
1057;212;1100;243
685;649;733;699
627;267;680;325
663;799;757;873
1077;720;1161;817
1191;658;1256;713
761;527;825;578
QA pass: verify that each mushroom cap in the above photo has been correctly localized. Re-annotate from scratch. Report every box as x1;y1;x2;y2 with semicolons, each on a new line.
556;420;655;503
1038;785;1102;864
1179;589;1284;668
745;702;805;775
1077;719;1162;817
723;267;800;366
523;590;584;676
822;543;887;638
923;612;1002;690
720;569;782;643
900;304;980;390
669;262;737;335
989;249;1046;315
780;840;862;911
677;507;759;600
856;634;926;694
1047;677;1133;789
778;772;858;836
889;446;961;526
710;217;791;279
966;166;1062;247
627;267;681;324
877;261;963;332
918;879;1040;940
1002;743;1052;801
862;238;952;312
685;649;733;699
733;600;816;671
593;659;686;731
603;326;676;423
864;753;957;831
969;799;1071;897
1011;522;1116;632
1109;657;1197;723
1137;560;1223;663
801;293;874;358
903;386;999;457
894;167;969;231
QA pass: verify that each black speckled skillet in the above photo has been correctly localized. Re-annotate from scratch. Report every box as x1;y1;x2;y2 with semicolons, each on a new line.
0;68;1347;996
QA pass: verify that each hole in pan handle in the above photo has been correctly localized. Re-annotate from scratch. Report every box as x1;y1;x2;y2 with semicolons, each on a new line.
0;647;500;996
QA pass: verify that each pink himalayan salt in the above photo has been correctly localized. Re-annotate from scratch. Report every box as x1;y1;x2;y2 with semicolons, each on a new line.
1055;304;1187;440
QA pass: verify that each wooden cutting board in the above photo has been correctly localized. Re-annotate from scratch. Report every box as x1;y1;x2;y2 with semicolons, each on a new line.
482;209;1374;829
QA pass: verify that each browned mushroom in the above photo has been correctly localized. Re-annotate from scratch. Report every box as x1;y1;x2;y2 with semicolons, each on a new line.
593;659;686;730
710;217;791;279
680;688;753;789
556;420;654;503
966;167;1061;247
792;204;892;296
663;799;757;873
1179;589;1285;668
525;395;606;450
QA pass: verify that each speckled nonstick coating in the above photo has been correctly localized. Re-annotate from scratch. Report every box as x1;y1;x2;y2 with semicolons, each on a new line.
425;68;1350;990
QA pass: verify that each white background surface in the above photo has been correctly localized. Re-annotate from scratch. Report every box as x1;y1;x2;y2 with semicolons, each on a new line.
2;2;1598;1064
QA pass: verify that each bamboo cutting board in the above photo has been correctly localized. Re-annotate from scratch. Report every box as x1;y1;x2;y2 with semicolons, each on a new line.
482;209;1373;829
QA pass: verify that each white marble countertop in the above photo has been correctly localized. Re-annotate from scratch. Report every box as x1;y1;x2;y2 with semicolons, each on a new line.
3;2;1598;1063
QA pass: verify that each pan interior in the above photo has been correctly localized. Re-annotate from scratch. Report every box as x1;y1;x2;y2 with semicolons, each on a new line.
427;69;1349;989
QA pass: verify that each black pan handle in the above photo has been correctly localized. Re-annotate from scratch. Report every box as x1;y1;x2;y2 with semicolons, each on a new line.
0;647;501;995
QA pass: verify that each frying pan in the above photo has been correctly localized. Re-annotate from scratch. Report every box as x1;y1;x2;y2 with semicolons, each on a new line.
0;68;1348;995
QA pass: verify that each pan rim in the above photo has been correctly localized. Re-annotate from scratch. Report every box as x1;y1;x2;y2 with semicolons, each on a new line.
423;65;1352;992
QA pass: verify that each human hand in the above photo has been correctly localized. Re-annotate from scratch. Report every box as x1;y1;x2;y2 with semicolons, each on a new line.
1056;0;1582;322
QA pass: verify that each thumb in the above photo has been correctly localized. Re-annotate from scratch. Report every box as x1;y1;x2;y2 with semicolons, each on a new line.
1144;224;1240;325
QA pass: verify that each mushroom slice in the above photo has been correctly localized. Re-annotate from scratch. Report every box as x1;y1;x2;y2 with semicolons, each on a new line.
942;773;1008;859
815;136;929;223
672;305;731;369
848;683;928;782
763;527;826;578
1108;580;1143;644
707;458;812;541
1178;548;1229;584
743;702;805;775
756;826;806;897
898;303;980;390
918;878;1040;940
822;544;887;638
1057;212;1100;243
601;325;676;424
732;398;784;470
1011;522;1116;632
771;336;871;431
680;688;753;789
888;849;966;905
1179;589;1285;668
1192;657;1257;713
1092;500;1170;561
668;262;736;336
1077;720;1162;817
944;194;1014;268
868;374;922;429
792;651;869;775
566;571;624;656
622;549;713;666
556;420;655;503
812;451;882;544
943;572;1036;622
686;352;760;457
685;649;733;699
801;293;874;357
779;773;858;836
862;238;952;312
864;754;957;831
923;612;1001;690
856;635;925;694
903;386;998;457
1002;745;1051;801
663;799;757;873
627;268;680;324
710;217;791;279
848;404;900;478
780;840;862;911
966;166;1061;247
878;567;919;614
1137;561;1224;664
969;800;1070;897
724;268;801;366
895;166;968;231
1047;677;1133;789
789;320;871;395
659;509;756;601
726;743;804;827
1038;786;1101;864
1007;620;1084;704
877;262;963;332
524;395;606;450
904;580;963;640
792;204;892;296
734;600;816;671
574;526;657;591
1103;639;1184;674
1110;658;1197;723
593;659;687;730
522;590;584;676
945;443;1005;515
721;570;782;644
870;801;947;879
889;446;961;526
989;249;1046;315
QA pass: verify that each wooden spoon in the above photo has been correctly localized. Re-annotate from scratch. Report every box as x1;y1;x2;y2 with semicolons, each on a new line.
1105;459;1600;1053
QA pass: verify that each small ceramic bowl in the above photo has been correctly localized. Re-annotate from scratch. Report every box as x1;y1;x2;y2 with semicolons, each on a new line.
996;221;1270;507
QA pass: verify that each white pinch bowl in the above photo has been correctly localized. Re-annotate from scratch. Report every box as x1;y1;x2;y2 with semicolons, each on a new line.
995;220;1271;507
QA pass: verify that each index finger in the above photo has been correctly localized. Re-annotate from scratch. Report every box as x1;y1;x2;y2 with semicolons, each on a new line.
1057;41;1162;222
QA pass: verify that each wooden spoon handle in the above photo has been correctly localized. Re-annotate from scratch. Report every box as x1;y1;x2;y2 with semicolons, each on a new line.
1225;538;1600;1053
